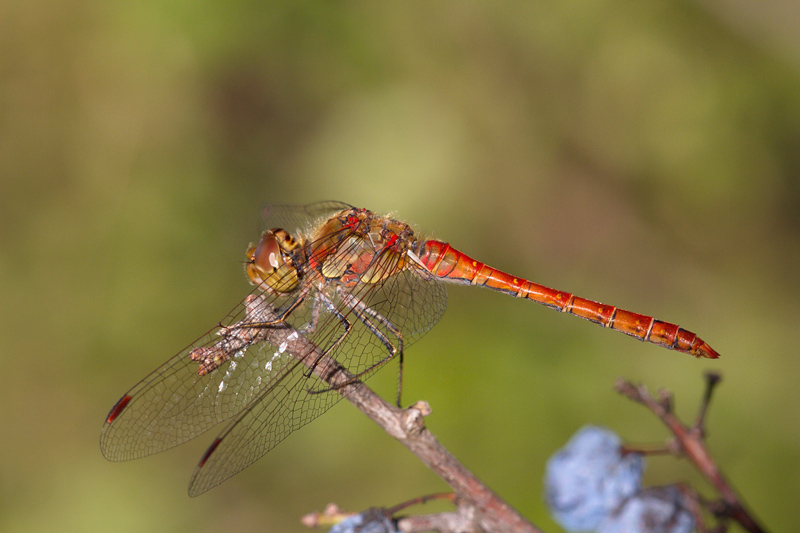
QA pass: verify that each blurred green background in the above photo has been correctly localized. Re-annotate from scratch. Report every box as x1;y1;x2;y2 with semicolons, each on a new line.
2;1;799;531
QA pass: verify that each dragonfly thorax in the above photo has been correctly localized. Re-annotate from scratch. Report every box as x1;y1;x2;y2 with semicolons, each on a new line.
246;228;301;293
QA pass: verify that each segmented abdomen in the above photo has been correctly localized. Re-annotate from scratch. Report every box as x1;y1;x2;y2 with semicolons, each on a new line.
417;239;719;359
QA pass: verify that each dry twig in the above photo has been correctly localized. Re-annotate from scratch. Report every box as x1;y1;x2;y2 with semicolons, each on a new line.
615;373;767;533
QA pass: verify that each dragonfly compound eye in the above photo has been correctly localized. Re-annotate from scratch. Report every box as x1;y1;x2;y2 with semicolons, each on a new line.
253;233;283;272
246;231;299;293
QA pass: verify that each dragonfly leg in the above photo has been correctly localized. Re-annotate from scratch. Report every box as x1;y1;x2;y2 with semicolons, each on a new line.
301;291;354;380
240;287;310;330
309;292;405;406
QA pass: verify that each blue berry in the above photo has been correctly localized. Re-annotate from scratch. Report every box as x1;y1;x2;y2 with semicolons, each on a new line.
329;509;397;533
545;426;644;531
598;486;694;533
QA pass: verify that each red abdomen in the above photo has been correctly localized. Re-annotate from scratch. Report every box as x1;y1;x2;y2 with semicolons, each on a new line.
418;240;719;359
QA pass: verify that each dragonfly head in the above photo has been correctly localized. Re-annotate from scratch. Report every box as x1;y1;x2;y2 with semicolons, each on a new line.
246;229;300;293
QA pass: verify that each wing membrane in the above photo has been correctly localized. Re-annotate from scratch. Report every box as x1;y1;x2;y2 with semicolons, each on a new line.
100;290;300;461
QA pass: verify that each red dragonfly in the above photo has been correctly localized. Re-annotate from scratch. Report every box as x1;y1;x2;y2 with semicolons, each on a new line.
101;201;718;496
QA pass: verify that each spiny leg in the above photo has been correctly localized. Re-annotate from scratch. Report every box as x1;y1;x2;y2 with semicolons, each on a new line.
310;291;405;406
301;291;354;380
243;287;310;329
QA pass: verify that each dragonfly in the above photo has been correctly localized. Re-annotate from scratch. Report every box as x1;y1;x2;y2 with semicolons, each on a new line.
101;201;719;496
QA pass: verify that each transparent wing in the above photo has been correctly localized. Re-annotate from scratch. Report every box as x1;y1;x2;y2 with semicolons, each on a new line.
187;240;448;496
99;289;306;461
100;203;356;462
260;201;354;235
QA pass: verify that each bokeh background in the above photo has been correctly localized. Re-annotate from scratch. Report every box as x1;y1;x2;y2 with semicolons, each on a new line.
2;1;799;531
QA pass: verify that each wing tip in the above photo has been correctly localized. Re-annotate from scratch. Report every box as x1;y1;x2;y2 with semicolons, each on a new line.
105;394;133;424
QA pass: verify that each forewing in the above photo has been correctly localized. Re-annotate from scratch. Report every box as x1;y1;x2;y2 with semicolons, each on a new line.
101;203;360;464
100;289;301;462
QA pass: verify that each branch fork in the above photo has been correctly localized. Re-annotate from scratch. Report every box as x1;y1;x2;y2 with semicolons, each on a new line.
615;372;766;533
